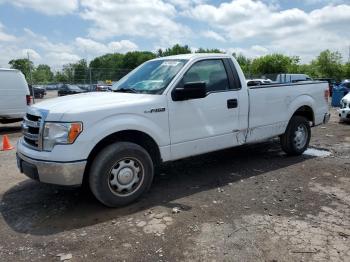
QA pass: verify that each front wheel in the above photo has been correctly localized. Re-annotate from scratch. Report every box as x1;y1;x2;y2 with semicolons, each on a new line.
89;142;154;207
280;116;311;155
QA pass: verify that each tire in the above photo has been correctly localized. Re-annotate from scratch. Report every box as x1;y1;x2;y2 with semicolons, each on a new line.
89;142;154;207
280;116;311;156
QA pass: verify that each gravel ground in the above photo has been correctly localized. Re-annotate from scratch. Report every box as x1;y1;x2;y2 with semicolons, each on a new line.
0;92;349;261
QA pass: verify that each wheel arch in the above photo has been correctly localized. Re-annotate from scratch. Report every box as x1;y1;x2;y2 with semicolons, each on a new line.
291;105;315;126
288;95;316;127
83;130;162;184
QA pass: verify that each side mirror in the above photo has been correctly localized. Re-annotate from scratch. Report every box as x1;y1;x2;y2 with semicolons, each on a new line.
172;81;206;101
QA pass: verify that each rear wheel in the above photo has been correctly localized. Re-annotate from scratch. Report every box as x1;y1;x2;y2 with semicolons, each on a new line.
280;116;311;155
89;142;154;207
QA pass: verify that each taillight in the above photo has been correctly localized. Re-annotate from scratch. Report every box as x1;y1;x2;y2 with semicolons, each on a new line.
324;89;329;103
26;95;32;105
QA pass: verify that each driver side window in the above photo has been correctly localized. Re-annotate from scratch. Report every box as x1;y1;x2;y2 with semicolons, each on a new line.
183;59;230;92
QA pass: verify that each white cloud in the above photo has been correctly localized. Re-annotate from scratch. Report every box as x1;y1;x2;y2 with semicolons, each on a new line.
0;27;140;68
108;40;138;52
185;0;350;62
0;22;17;42
166;0;206;9
201;30;226;42
226;45;269;58
80;0;191;45
46;52;80;65
0;0;78;15
0;28;81;67
75;37;138;55
302;0;348;5
21;49;41;60
23;28;74;54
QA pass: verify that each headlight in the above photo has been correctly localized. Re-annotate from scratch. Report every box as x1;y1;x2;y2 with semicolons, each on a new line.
43;122;83;151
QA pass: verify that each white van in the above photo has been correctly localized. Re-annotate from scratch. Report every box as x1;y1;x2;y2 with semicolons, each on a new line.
0;68;31;123
276;74;312;83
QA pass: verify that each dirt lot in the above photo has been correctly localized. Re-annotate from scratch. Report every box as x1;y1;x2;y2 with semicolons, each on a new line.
0;93;349;261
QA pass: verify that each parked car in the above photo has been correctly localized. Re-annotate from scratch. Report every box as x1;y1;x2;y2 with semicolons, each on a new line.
276;74;312;83
95;84;112;92
29;85;46;98
0;68;31;123
246;79;273;87
78;84;91;91
17;53;330;207
58;84;85;96
46;84;59;90
315;78;336;96
338;93;350;121
337;80;350;91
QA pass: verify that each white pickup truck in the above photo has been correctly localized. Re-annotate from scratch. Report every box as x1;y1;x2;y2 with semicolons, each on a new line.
17;54;330;207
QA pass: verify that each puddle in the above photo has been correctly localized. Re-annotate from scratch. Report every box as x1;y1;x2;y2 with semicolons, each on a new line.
303;148;331;157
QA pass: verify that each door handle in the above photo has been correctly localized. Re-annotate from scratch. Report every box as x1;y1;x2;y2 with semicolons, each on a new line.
227;99;238;109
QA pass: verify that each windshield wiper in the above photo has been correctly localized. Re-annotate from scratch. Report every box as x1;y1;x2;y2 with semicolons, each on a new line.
114;87;138;93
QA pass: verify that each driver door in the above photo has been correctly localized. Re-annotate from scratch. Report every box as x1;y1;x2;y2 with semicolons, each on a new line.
168;58;241;160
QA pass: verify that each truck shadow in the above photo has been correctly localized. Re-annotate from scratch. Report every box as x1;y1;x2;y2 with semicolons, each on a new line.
0;141;314;236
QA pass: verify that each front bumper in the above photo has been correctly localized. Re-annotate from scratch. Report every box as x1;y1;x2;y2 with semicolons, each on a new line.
338;108;350;120
17;152;86;186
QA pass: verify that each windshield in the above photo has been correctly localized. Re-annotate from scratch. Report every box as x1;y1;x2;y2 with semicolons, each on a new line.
112;59;187;94
69;85;82;91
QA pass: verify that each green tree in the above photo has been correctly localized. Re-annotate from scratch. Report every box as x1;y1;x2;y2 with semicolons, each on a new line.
343;63;350;79
195;48;223;53
8;58;34;81
122;51;156;69
72;59;88;84
89;53;125;81
53;71;68;83
233;53;252;76
292;61;320;79
250;54;297;75
62;64;74;83
286;56;301;73
314;50;343;80
156;49;164;57
32;64;53;84
159;44;191;57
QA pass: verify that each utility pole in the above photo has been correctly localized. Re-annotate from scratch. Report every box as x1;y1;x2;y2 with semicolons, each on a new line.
89;67;92;91
27;52;35;104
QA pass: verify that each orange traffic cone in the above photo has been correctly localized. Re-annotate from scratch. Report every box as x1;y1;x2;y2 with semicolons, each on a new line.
1;135;14;151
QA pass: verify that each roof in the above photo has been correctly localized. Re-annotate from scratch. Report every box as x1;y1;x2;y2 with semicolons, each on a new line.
0;68;19;72
153;53;231;61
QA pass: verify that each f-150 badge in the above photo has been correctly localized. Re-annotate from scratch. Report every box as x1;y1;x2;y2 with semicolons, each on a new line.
144;108;166;113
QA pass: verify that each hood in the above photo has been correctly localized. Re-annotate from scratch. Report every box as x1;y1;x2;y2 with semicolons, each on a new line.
32;92;160;116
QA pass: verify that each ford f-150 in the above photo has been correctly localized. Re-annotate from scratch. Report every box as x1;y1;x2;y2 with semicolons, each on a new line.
16;54;330;207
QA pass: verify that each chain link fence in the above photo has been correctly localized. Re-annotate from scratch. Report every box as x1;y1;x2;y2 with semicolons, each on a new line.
31;68;132;91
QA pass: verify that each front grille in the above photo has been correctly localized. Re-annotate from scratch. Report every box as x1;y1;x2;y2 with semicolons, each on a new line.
22;113;42;149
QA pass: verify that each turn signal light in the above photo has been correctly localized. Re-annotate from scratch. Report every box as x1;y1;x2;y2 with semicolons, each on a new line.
68;123;83;143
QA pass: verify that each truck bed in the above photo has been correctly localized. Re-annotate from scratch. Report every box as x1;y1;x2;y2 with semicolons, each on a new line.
246;81;329;143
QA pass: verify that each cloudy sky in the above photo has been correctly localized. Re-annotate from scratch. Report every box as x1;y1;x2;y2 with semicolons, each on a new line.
0;0;349;69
